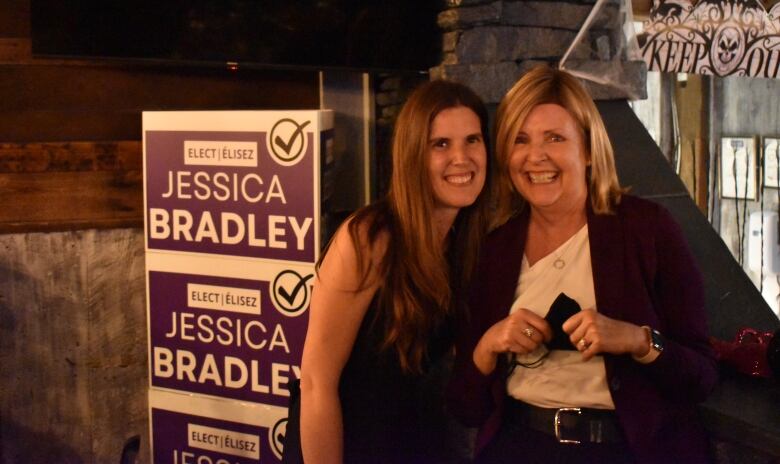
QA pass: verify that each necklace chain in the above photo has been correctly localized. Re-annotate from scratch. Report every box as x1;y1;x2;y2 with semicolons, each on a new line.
549;226;583;270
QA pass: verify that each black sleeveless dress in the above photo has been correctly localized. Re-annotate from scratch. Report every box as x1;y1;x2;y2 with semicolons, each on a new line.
338;294;459;463
282;294;462;464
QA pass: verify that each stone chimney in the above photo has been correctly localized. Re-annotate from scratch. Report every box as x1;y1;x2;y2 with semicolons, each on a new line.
430;0;647;104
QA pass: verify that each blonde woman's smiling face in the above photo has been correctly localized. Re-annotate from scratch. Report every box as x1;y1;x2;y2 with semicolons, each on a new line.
508;103;589;215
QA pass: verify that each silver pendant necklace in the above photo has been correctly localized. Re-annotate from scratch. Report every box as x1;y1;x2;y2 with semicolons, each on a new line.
550;227;582;270
529;221;585;271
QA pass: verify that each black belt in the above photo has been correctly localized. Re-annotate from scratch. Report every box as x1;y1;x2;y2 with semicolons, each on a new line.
505;399;625;445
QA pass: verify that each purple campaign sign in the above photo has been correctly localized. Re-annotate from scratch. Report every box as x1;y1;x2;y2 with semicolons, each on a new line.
152;408;285;463
149;271;308;406
145;130;315;262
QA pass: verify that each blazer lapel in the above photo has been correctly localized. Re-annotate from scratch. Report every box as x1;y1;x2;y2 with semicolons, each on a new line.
587;204;625;320
487;211;530;321
487;205;625;321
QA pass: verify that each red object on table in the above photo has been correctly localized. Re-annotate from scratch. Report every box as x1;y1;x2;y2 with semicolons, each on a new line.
709;328;775;378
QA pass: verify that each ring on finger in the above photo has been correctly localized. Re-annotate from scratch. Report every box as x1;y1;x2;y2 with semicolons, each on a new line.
522;327;535;338
578;338;590;349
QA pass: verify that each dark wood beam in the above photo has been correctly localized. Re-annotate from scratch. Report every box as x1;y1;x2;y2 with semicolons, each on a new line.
0;141;142;232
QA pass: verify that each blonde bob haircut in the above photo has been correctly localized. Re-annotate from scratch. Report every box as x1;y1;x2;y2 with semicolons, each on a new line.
494;65;625;225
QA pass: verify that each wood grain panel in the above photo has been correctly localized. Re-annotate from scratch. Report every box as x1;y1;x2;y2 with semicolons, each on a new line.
0;231;94;463
0;61;318;231
0;141;142;232
0;109;145;143
0;64;319;142
0;38;30;62
0;169;142;232
83;229;148;463
0;64;319;112
0;141;140;173
0;0;30;38
0;229;148;463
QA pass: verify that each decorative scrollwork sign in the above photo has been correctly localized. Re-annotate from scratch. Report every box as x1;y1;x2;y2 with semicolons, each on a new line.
639;0;780;78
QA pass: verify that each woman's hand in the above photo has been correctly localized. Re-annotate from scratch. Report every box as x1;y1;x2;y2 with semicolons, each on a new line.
562;309;649;361
473;308;552;374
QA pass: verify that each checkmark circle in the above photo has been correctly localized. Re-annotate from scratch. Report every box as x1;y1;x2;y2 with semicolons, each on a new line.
270;417;287;460
268;118;310;166
271;270;312;317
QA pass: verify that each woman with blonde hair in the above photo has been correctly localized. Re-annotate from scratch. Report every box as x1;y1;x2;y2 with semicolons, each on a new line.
448;65;717;463
288;79;491;463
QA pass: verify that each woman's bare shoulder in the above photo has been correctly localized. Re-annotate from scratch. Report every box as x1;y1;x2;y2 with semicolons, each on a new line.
320;214;390;291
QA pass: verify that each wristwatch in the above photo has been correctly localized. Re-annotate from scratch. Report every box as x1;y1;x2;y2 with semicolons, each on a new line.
634;325;664;364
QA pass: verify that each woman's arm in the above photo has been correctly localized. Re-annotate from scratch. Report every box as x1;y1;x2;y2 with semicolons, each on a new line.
639;205;718;402
563;204;717;402
563;309;652;361
299;221;386;463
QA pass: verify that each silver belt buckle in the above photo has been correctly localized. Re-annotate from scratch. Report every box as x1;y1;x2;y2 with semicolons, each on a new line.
554;408;582;444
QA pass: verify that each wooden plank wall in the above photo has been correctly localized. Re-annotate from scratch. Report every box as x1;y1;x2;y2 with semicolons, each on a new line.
0;229;147;463
0;63;319;461
0;0;29;62
0;62;319;233
0;141;143;232
0;4;321;461
0;1;320;234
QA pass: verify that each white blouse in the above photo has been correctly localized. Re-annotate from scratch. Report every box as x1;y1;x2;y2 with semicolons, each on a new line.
506;225;615;409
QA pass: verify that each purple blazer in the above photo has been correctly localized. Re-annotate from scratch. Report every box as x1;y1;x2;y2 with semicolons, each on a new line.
448;195;718;463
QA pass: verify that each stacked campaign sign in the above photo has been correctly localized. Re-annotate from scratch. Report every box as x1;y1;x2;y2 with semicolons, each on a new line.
149;390;288;464
144;111;332;463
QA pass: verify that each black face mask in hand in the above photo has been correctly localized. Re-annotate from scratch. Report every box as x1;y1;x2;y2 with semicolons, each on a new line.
544;292;581;350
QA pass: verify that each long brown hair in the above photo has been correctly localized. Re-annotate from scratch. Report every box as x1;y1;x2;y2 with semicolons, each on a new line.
345;79;491;373
494;65;625;226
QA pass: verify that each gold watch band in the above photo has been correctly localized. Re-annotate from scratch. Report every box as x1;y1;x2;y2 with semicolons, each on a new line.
633;325;661;364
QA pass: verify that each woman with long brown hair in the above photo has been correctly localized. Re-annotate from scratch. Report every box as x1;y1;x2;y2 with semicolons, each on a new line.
293;79;491;463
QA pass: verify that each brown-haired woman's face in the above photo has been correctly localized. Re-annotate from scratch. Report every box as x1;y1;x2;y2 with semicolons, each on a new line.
508;103;589;214
427;106;487;218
